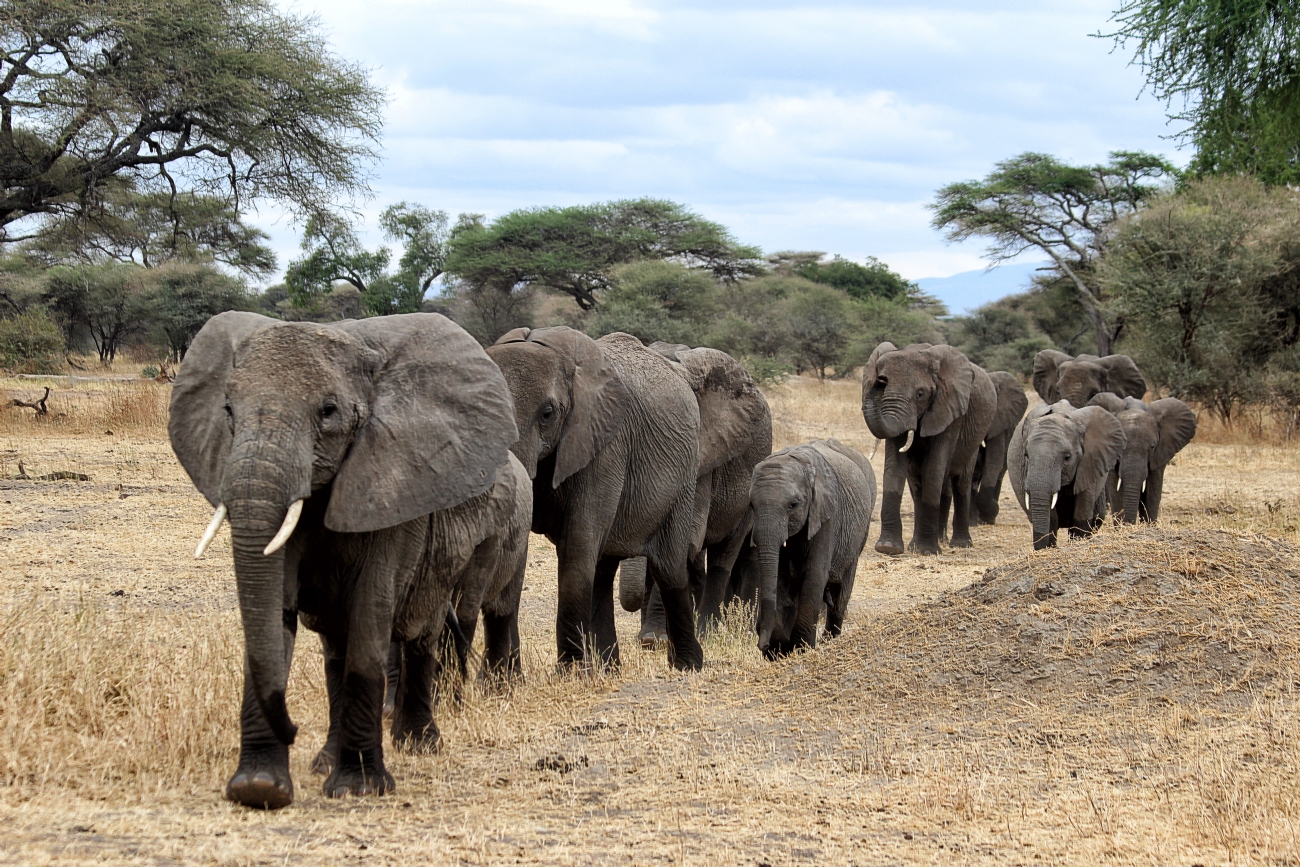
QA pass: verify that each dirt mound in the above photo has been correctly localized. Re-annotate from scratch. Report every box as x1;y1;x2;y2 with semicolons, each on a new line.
786;527;1300;717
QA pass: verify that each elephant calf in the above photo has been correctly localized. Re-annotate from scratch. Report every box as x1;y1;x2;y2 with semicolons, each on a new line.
747;439;876;658
1008;401;1126;549
1087;393;1197;523
1033;350;1146;407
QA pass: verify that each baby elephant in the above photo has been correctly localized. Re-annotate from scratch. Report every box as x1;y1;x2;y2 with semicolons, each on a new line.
1087;394;1197;523
746;439;876;658
1008;401;1126;549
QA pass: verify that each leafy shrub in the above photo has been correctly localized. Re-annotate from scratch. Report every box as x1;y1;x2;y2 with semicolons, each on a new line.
0;309;65;373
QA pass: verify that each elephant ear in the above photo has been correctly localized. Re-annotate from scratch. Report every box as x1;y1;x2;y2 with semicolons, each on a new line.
1070;405;1126;497
919;345;974;437
804;446;841;539
1087;392;1128;414
985;370;1029;439
1033;350;1072;403
1100;355;1147;399
327;314;518;533
527;326;632;487
169;311;283;506
1007;417;1030;514
862;341;898;386
494;327;531;344
1149;398;1197;467
677;348;770;474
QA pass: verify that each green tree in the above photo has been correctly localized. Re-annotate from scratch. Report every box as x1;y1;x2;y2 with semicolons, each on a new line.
25;185;276;277
42;262;150;364
943;303;1054;377
585;261;717;346
444;198;763;311
284;203;451;316
0;307;63;372
793;255;913;302
0;0;384;242
1107;0;1300;184
931;151;1177;354
1100;176;1300;420
145;263;250;359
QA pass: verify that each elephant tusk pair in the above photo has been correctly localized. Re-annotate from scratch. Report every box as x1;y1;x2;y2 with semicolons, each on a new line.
898;430;915;454
264;500;304;556
194;504;227;559
193;500;304;558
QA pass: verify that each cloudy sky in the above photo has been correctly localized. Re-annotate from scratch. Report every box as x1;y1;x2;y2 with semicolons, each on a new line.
260;0;1184;284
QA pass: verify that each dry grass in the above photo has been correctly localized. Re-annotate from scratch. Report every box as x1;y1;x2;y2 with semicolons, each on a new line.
3;374;1300;864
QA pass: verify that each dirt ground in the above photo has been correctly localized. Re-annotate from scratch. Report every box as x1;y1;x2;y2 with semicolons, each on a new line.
3;375;1300;865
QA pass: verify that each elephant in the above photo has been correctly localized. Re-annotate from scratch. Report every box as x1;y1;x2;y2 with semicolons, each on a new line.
170;311;525;809
970;370;1030;525
1008;400;1127;549
486;327;704;671
748;439;876;657
1086;393;1197;524
1032;350;1147;407
624;342;773;644
862;342;996;555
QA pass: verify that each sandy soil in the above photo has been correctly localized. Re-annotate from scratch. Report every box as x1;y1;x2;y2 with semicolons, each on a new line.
3;376;1300;865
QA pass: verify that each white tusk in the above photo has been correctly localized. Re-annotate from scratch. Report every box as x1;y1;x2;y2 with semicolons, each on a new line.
263;500;304;556
194;504;227;559
1050;493;1058;510
898;430;915;453
870;438;880;460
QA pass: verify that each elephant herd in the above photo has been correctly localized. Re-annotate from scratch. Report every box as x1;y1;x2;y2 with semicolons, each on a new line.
168;312;1195;810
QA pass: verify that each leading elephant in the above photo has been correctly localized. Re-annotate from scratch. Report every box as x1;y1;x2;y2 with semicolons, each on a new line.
627;342;773;644
1033;350;1147;407
1008;400;1126;549
1087;393;1197;524
748;439;876;657
862;342;996;555
487;327;704;671
170;312;524;809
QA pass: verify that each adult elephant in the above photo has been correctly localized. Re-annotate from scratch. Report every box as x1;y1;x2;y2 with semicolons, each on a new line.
862;342;996;555
625;342;773;643
1033;350;1147;407
1008;400;1126;549
171;312;524;809
1087;394;1197;524
970;370;1030;525
487;327;704;671
749;440;876;657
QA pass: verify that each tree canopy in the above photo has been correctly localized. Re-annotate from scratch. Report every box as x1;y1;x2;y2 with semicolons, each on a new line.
1108;0;1300;184
783;253;913;302
0;0;384;242
930;150;1177;354
444;199;764;310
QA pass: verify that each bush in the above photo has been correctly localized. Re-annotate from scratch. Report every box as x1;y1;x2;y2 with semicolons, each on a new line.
585;261;717;346
0;309;65;373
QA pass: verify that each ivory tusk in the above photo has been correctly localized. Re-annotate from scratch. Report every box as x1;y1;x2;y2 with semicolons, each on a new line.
898;430;915;453
870;438;880;460
1050;493;1058;510
194;504;227;559
263;500;304;556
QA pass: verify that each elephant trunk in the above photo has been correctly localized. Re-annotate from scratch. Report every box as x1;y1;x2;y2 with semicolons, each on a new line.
862;392;915;441
751;512;786;651
1026;455;1061;550
223;431;311;746
1119;453;1147;524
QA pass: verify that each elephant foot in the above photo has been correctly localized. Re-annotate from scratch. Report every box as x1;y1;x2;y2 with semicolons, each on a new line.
874;538;904;556
309;745;336;776
226;745;293;810
639;628;668;650
323;752;395;799
392;722;441;755
909;539;941;556
949;534;973;549
667;635;703;671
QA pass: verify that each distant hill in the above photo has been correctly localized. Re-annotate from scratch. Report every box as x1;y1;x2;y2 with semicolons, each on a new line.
915;262;1048;315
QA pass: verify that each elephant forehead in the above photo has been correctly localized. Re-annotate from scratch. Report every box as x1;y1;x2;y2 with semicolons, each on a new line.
1120;410;1159;438
489;343;567;389
1028;415;1079;441
875;351;935;379
232;325;363;378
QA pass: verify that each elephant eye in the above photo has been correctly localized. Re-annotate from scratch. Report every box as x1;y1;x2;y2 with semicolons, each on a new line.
540;402;555;421
320;401;338;419
788;500;799;510
915;388;925;399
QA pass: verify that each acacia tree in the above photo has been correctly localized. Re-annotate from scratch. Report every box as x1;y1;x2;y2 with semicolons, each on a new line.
930;151;1177;355
0;0;384;242
1107;0;1300;184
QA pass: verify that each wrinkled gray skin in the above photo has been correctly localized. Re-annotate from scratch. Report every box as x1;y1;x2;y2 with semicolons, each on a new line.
1033;350;1147;407
748;440;876;657
1008;401;1127;549
169;312;522;810
1087;394;1197;524
969;370;1030;526
487;327;704;671
862;343;996;555
628;342;773;645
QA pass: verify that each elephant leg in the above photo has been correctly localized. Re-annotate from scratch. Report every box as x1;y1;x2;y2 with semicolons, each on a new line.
696;519;750;633
310;632;346;776
976;436;1007;525
391;633;440;754
910;450;945;556
639;583;668;648
481;608;522;685
226;641;296;810
646;540;703;671
937;476;953;544
590;556;621;668
554;498;615;669
1141;466;1165;522
875;444;907;555
949;460;977;549
382;640;401;718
